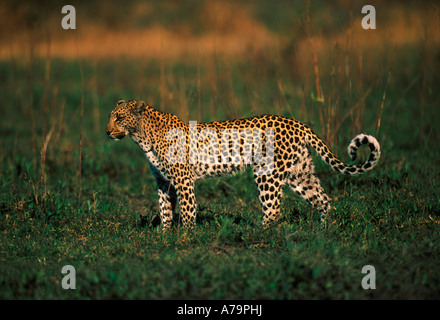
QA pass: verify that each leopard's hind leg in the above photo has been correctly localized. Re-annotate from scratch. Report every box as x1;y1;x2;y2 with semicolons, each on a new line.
253;166;286;229
288;150;331;224
288;173;331;223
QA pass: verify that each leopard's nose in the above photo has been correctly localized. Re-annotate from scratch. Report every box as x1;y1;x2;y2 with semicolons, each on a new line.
105;124;111;136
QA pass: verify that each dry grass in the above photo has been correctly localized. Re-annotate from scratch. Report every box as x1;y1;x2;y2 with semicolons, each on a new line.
2;1;439;64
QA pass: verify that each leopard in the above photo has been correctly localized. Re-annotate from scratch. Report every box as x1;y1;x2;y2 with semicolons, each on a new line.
105;99;380;230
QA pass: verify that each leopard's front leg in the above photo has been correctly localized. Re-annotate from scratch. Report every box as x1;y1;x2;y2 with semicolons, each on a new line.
150;165;177;230
157;179;177;230
173;176;197;229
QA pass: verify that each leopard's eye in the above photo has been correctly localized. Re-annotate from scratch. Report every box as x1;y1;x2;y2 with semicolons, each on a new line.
115;114;123;122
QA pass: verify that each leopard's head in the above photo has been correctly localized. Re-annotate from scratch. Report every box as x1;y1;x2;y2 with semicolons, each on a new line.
106;99;147;140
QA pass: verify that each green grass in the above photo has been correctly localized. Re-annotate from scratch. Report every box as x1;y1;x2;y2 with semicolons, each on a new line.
1;36;440;299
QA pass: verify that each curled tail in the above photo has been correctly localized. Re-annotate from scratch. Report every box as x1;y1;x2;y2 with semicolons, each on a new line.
307;131;381;176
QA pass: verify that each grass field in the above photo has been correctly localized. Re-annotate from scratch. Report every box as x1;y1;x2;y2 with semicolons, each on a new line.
1;1;440;299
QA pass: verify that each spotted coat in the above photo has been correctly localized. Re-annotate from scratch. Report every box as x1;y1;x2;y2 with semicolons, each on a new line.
106;99;380;229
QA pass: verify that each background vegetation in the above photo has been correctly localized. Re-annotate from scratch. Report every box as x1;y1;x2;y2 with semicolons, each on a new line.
1;0;439;299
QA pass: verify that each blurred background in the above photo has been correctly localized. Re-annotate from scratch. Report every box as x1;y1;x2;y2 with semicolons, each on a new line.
1;0;438;120
2;0;439;60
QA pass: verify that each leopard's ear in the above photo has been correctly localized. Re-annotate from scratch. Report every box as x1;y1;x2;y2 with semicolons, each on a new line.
117;98;126;105
132;100;147;115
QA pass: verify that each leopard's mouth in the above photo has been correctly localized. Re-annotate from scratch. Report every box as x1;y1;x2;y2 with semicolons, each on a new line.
106;130;126;141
